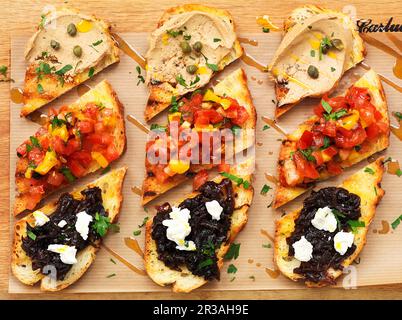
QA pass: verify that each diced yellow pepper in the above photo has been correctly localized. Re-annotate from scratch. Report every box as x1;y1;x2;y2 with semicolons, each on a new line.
25;167;33;179
203;89;232;110
219;98;232;110
162;33;169;45
340;110;360;130
34;150;59;175
197;66;209;75
168;159;190;174
49;124;69;142
321;150;332;163
103;116;116;127
91;151;109;168
168;112;182;123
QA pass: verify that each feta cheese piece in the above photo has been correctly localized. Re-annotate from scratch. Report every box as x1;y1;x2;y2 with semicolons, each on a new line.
47;244;77;264
205;200;223;220
162;206;196;251
33;210;49;227
75;211;93;240
292;236;313;262
58;220;67;228
334;231;354;255
311;206;337;232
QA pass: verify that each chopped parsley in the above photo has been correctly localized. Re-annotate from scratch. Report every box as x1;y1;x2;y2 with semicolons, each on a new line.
27;231;37;241
29;136;41;148
324;109;348;121
110;258;117;264
262;27;270;33
136;65;145;85
150;123;167;132
88;67;95;78
133;230;141;236
59;167;76;183
101;165;111;174
260;184;272;195
263;124;270;131
299;148;315;162
183;34;191;41
394;111;402;120
364;167;375;175
220;172;251;189
55;64;73;76
321;136;331;150
0;65;7;77
198;258;213;270
227;264;237;274
262;243;271;248
224;242;240;260
138;216;149;228
231;125;241;136
321;99;332;114
347;220;365;233
310;50;315;57
39;14;46;29
396;169;402;177
249;275;256;281
166;29;183;37
213;38;221;42
51;116;66;129
92;213;118;237
189;74;200;86
206;61;218;72
106;273;116;278
35;62;54;80
331;67;336;72
37;83;44;94
176;74;187;87
92;39;103;46
391;215;402;230
169;96;179;113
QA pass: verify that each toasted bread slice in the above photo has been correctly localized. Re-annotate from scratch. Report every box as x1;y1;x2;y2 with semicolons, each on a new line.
14;80;126;215
144;4;243;121
141;68;256;205
21;8;120;117
144;159;254;292
269;5;365;117
273;69;389;208
274;158;384;287
12;166;127;292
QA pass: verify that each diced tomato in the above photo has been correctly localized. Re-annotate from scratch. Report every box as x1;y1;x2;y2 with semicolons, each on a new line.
194;109;223;125
193;170;209;191
28;147;45;165
335;125;367;149
68;159;86;178
47;170;65;186
366;123;380;141
151;164;170;184
336;126;354;138
83;103;99;118
64;139;81;156
374;109;383;121
314;104;325;117
25;192;44;211
104;144;120;162
326;95;348;111
16;143;28;157
322;146;338;158
346;87;370;109
189;93;203;108
327;160;343;175
29;184;45;194
338;148;352;161
52;136;67;154
312;132;325;148
322;121;337;137
218;163;230;173
312;150;324;166
77;120;94;134
293;152;319;180
358;106;375;127
297;130;314;149
85;133;113;146
94;122;106;133
232;106;249;126
69;150;93;167
38;136;50;151
223;105;238;119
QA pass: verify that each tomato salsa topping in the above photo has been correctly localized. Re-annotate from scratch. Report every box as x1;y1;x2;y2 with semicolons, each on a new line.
280;86;389;187
16;102;120;211
146;90;249;185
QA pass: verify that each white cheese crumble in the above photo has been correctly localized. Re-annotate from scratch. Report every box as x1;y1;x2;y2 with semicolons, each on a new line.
58;220;67;228
334;231;354;255
205;200;223;221
75;211;93;240
292;236;313;262
311;206;337;232
162;206;196;251
33;210;49;227
47;244;77;264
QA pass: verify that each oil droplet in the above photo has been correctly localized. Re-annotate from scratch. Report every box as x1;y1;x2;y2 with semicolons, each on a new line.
241;52;268;73
248;258;254;264
124;237;144;258
10;87;23;104
126;114;150;134
112;33;146;69
77;83;91;97
77;20;93;33
131;186;142;195
257;80;263;85
251;76;257;81
257;142;263;147
373;229;377;234
102;244;146;276
238;37;259;46
378;220;390;234
261;116;287;136
265;268;280;279
256;15;281;31
256;263;262;267
393;59;402;80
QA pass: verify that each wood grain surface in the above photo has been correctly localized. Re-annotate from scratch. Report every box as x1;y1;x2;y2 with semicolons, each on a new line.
1;0;402;300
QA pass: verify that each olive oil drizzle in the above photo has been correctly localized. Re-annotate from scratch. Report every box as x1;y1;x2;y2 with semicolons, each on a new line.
10;87;23;104
102;244;146;276
111;33;146;69
124;237;144;259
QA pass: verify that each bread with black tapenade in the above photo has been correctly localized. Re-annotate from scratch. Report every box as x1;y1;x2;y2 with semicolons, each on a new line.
11;166;127;291
144;160;253;292
274;157;385;287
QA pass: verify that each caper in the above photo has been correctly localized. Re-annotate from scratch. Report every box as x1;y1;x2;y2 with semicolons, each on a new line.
321;43;330;54
67;23;77;36
73;45;82;57
307;65;319;79
186;65;198;75
331;38;344;51
50;40;60;50
180;41;192;54
193;41;203;53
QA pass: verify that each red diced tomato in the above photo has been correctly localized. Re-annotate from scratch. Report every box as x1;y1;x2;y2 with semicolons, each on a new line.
312;132;325;148
64;139;81;156
28;147;45;165
366;123;380;141
293;152;319;180
322;146;338;158
312;150;324;166
322;121;337;137
68;159;86;178
327;161;343;175
232;106;249;126
297;130;314;149
77;120;94;134
17;143;28;157
94;122;106;133
47;171;65;186
218;163;230;173
105;144;120;162
69;150;93;167
335;125;367;149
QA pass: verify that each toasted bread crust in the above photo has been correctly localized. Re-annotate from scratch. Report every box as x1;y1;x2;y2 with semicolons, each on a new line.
12;167;127;291
144;4;243;121
21;9;120;117
273;69;389;208
274;158;385;286
141;68;256;205
144;165;253;293
14;80;126;215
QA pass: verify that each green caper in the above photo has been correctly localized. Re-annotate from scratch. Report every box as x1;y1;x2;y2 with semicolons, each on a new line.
331;38;344;51
50;40;60;50
180;41;192;54
73;45;82;57
321;43;330;54
67;23;77;36
307;65;319;79
186;65;198;75
193;41;203;53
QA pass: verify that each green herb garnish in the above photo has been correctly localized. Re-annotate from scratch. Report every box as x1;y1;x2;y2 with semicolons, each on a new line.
231;125;241;136
299;148;315;162
394;112;402;120
206;61;218;72
55;64;73;76
0;65;7;77
150;123;167;132
37;83;44;94
27;231;37;241
220;172;250;189
310;50;315;57
138;216;149;228
227;264;237;274
93;213;115;237
321;99;332;114
166;29;183;37
213;38;221;42
110;258;117;264
198;258;213;269
133;230;141;236
260;184;271;195
364;167;375;175
262;243;271;248
106;273;116;278
136;65;145;85
347;220;365;233
391;215;402;230
30;136;41;148
88;67;95;78
224;242;240;260
51;116;66;129
263;124;270;131
92;39;103;46
59;167;76;183
262;27;270;33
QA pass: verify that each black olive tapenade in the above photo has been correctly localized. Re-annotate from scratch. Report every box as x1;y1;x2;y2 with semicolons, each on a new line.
287;187;361;284
151;178;234;281
21;187;107;280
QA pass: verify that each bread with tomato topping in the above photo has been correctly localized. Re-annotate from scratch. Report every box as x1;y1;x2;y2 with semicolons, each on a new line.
274;158;384;286
14;80;126;215
273;69;389;208
141;68;256;205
